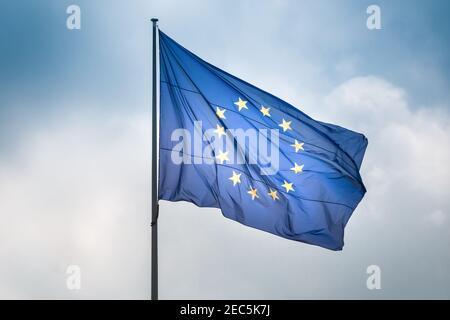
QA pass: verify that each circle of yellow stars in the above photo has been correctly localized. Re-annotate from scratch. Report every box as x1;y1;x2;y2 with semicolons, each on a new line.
212;97;306;201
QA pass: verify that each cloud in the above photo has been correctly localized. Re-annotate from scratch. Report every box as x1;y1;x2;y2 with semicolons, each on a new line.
426;209;447;227
322;76;450;223
1;76;449;299
0;111;152;299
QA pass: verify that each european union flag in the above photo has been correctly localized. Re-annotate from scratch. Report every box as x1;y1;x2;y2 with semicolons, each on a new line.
158;31;367;250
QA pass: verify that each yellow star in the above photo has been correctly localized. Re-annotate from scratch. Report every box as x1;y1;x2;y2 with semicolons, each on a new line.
216;150;229;164
234;98;248;111
229;171;242;186
247;187;259;200
214;124;226;138
281;180;294;193
291;139;304;152
290;163;304;174
279;118;292;132
260;105;271;117
268;189;279;201
216;107;226;119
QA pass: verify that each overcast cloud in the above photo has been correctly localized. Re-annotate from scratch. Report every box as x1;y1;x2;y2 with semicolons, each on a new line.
0;0;449;299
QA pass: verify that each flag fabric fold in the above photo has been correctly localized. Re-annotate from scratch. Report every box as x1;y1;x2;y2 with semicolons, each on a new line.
158;31;367;250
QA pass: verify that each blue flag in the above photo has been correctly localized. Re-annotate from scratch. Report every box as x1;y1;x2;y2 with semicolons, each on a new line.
158;31;367;250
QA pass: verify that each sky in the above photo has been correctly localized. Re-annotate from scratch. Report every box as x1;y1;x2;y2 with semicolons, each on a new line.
0;0;449;299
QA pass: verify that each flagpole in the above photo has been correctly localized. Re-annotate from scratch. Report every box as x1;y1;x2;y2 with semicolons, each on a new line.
150;17;159;301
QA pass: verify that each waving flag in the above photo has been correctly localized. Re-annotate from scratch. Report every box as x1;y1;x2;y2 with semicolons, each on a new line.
158;31;367;250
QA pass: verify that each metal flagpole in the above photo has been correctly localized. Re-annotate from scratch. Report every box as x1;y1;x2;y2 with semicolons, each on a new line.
150;17;159;301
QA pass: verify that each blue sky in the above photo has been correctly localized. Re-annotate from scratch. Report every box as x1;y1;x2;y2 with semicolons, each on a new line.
2;1;450;113
0;0;449;299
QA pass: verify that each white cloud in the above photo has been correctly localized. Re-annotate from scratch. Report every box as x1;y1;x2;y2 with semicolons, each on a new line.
426;210;447;227
1;76;449;299
322;76;450;222
0;112;152;299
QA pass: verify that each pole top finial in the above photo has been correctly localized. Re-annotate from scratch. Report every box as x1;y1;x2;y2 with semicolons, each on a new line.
151;18;158;23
